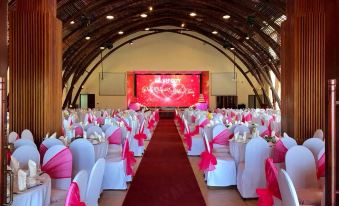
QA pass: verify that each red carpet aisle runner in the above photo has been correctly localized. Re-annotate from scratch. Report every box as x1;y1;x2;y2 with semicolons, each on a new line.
122;119;206;206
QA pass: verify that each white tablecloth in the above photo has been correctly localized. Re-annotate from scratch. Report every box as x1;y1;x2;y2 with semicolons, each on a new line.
93;142;108;160
12;173;51;206
229;140;248;165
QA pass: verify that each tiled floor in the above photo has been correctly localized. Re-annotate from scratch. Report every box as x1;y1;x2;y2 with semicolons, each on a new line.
99;137;257;206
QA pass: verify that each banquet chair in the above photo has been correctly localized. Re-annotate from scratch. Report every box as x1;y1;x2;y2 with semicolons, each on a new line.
14;139;37;149
233;125;250;136
11;145;40;169
184;119;205;156
105;126;123;158
302;138;325;162
86;125;104;139
313;129;324;141
63;170;88;206
202;131;236;187
39;138;63;162
280;135;298;149
256;125;270;137
8;131;19;144
102;136;128;190
317;148;325;189
85;158;106;206
285;146;322;205
131;119;146;156
21;129;34;141
237;137;270;198
69;139;95;178
101;124;111;132
278;169;300;206
43;145;72;205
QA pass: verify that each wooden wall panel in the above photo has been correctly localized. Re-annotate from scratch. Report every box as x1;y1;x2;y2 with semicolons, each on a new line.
281;0;326;143
9;0;62;145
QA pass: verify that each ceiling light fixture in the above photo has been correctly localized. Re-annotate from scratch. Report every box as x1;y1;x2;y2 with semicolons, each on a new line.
145;28;150;31
245;36;250;40
140;13;148;18
223;15;231;19
118;31;124;35
230;47;235;50
100;46;105;50
70;20;75;24
190;12;197;17
106;15;114;20
149;6;153;11
181;23;185;28
212;31;218;34
85;36;91;40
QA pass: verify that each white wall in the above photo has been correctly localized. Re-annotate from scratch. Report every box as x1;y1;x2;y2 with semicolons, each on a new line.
74;30;262;109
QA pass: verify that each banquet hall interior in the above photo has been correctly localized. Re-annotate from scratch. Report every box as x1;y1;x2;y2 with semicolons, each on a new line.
0;0;338;206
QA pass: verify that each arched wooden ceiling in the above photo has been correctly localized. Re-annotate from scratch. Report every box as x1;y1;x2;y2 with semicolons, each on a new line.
9;0;286;107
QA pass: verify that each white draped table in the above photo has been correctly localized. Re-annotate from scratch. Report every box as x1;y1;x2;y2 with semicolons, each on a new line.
12;173;51;206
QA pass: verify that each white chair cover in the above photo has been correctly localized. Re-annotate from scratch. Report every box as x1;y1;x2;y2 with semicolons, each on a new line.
14;139;37;149
285;146;318;190
8;131;19;144
302;138;325;161
237;137;270;198
21;129;34;141
234;125;250;135
73;170;89;202
186;118;205;156
11;145;40;169
87;125;103;138
69;139;95;178
278;169;299;206
85;158;106;206
313;129;324;141
41;138;63;149
280;136;297;149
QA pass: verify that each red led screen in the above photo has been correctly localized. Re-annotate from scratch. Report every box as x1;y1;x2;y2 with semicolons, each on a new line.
136;74;200;107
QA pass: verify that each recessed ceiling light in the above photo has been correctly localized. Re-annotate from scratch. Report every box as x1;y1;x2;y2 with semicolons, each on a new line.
85;36;91;40
118;31;124;35
181;23;185;28
149;6;153;11
190;12;197;17
100;46;105;50
129;41;134;45
245;36;250;40
70;20;75;24
140;13;148;18
230;47;235;50
223;15;231;19
212;31;218;34
145;28;150;31
106;15;114;20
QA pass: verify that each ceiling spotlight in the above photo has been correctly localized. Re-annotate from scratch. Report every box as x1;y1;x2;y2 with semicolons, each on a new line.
181;23;185;28
70;20;75;24
85;36;91;40
190;12;197;17
100;46;105;50
230;47;235;50
145;28;150;31
245;36;250;40
129;41;134;45
149;6;153;11
118;31;124;35
212;31;218;34
140;13;148;18
223;15;231;19
106;15;114;20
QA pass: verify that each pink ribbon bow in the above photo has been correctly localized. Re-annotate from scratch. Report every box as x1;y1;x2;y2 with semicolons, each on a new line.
65;182;86;206
122;139;136;176
120;118;132;132
317;153;325;179
147;118;155;130
209;129;231;150
198;151;217;172
74;126;83;137
191;119;209;135
134;133;147;146
39;144;48;162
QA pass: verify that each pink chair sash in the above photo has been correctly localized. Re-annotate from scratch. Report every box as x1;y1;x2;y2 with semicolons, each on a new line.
317;153;325;178
198;151;217;172
155;111;160;122
87;114;93;124
120;118;132;132
272;140;288;163
6;150;11;165
209;129;231;150
184;132;193;151
96;117;104;125
242;113;252;122
39;144;48;162
65;182;86;206
74;126;83;137
256;158;281;206
42;148;72;179
191;115;196;123
260;129;271;137
192;119;209;135
122;139;136;176
147;118;155;130
179;119;185;133
107;128;122;145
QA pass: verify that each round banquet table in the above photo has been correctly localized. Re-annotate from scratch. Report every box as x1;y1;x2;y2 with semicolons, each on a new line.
12;173;51;206
93;142;108;160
